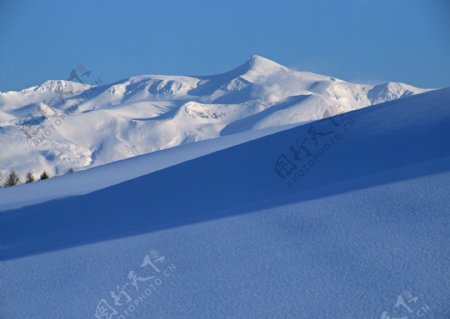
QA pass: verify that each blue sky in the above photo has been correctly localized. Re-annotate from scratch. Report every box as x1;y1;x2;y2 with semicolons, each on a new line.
0;0;449;91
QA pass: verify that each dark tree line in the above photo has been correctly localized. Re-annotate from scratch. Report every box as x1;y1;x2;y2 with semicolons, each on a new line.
1;168;75;188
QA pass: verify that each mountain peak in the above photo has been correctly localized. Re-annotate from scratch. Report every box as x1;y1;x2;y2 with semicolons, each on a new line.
230;55;289;82
30;80;91;92
245;55;286;71
248;54;275;63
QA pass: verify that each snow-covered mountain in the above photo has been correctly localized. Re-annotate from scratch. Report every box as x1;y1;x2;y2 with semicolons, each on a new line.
0;55;430;180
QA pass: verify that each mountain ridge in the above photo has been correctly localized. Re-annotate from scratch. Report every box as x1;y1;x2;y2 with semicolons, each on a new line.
0;55;432;180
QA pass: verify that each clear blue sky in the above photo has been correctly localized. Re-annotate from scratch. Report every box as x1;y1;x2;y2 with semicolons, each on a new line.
0;0;449;91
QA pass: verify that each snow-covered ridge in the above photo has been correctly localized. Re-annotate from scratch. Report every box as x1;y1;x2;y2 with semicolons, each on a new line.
0;55;431;180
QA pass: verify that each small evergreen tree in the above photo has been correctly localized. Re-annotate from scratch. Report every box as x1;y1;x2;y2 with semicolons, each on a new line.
4;170;20;187
40;171;49;180
26;171;35;183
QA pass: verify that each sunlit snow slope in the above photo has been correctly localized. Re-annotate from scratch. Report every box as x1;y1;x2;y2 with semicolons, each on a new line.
0;87;449;318
0;55;429;180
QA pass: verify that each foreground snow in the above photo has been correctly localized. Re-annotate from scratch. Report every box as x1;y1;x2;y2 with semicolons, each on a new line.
0;55;430;180
0;88;449;318
1;159;448;318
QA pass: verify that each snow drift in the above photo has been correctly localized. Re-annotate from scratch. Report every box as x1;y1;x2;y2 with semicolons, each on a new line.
0;87;449;318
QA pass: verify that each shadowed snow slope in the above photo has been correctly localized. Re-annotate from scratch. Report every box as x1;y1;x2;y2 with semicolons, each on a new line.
0;88;449;318
0;123;296;211
0;55;430;180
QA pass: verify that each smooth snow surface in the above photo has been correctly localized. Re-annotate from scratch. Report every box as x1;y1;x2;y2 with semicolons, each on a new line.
0;87;449;318
0;124;295;211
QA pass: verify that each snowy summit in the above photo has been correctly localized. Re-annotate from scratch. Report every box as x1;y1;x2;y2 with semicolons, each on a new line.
0;55;429;180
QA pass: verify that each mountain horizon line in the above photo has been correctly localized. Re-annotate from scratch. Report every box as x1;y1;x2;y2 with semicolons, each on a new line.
1;55;435;94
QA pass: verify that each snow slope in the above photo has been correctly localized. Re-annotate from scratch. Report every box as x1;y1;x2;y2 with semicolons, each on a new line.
0;55;429;181
0;87;449;318
0;123;296;212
